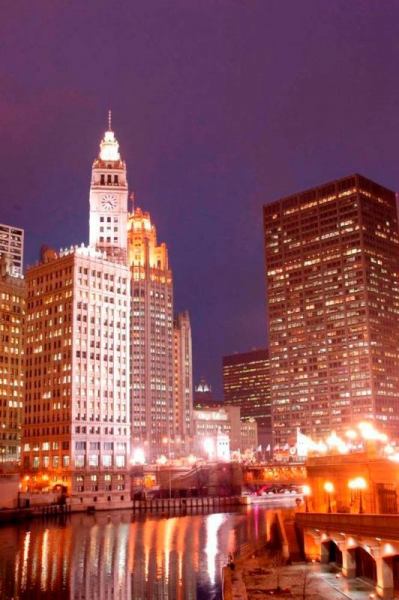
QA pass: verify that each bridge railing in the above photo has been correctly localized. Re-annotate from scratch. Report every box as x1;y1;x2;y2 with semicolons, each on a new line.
295;512;399;540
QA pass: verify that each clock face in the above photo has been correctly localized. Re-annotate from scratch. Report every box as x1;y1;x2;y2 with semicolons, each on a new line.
101;194;117;210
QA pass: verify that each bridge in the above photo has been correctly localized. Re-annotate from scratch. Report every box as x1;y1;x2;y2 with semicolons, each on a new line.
136;462;306;494
296;512;399;599
242;463;307;487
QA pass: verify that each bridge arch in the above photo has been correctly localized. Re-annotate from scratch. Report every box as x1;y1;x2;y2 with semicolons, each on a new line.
348;547;377;584
381;555;399;593
321;539;342;567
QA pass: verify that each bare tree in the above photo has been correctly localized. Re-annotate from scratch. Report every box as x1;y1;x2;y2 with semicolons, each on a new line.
301;567;312;599
271;550;285;592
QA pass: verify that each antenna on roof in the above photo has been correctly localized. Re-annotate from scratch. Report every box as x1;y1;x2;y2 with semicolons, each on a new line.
129;191;135;212
108;109;112;131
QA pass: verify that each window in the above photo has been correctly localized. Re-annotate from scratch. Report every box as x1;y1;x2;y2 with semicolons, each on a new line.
75;455;85;467
102;455;112;467
115;455;125;467
89;455;98;467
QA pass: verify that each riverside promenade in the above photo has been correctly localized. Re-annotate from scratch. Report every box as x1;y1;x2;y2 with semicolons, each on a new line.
224;555;375;600
223;509;379;599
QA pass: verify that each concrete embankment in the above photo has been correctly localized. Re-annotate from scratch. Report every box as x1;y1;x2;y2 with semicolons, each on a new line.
222;509;299;599
0;503;71;524
132;495;246;512
0;495;246;524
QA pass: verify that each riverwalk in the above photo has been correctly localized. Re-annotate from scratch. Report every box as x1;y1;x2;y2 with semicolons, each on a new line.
225;553;376;599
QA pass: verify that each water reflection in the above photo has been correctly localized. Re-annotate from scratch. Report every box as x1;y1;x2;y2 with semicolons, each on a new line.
0;506;272;599
205;514;226;586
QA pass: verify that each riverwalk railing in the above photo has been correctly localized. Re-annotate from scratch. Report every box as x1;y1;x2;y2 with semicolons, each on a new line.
132;495;245;512
295;512;399;539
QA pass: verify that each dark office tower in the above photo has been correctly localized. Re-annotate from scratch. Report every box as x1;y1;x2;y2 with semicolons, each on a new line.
223;349;271;448
264;174;399;446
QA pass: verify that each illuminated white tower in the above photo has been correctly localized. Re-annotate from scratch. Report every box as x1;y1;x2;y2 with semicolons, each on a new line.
89;112;128;264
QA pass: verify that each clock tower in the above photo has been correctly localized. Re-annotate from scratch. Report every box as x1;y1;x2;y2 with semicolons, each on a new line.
89;113;128;263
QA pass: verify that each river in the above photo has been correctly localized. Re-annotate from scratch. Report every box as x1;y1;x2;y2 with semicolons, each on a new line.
0;502;293;599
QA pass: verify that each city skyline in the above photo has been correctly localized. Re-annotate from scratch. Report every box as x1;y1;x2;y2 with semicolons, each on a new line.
3;2;399;395
2;5;399;598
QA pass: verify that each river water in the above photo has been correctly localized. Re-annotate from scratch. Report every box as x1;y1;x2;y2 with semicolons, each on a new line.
0;503;292;599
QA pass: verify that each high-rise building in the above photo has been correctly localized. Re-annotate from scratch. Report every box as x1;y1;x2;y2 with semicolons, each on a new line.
21;121;131;508
264;174;399;446
223;349;271;448
89;113;128;265
127;207;174;460
0;256;25;463
173;311;193;454
0;223;24;276
22;245;131;508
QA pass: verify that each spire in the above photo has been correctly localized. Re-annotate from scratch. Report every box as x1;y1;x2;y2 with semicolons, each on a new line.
99;111;120;161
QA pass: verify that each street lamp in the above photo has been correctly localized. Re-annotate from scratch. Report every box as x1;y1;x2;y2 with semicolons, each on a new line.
203;438;214;461
302;484;311;512
348;476;367;514
131;447;145;465
323;481;334;513
162;437;172;499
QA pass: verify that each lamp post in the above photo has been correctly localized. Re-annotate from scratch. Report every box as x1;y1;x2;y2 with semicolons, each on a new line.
324;481;334;513
302;485;311;512
348;476;367;514
163;436;172;500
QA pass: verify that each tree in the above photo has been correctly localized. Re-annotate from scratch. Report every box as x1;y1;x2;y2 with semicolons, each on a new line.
301;567;313;599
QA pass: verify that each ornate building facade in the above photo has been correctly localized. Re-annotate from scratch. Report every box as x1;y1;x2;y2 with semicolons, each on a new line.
89;113;129;265
127;206;174;460
19;116;193;490
21;123;131;508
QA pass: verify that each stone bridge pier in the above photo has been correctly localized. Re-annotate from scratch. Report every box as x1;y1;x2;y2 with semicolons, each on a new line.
297;513;399;599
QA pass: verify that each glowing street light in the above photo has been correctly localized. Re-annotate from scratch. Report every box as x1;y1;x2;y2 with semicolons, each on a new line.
348;476;367;513
323;481;334;513
203;438;214;460
130;447;145;465
302;485;311;513
357;422;388;443
345;429;358;441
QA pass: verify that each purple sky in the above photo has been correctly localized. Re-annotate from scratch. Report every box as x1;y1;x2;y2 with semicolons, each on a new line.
1;1;399;397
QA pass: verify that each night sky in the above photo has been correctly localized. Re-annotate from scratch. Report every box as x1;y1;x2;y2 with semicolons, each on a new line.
1;1;399;396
